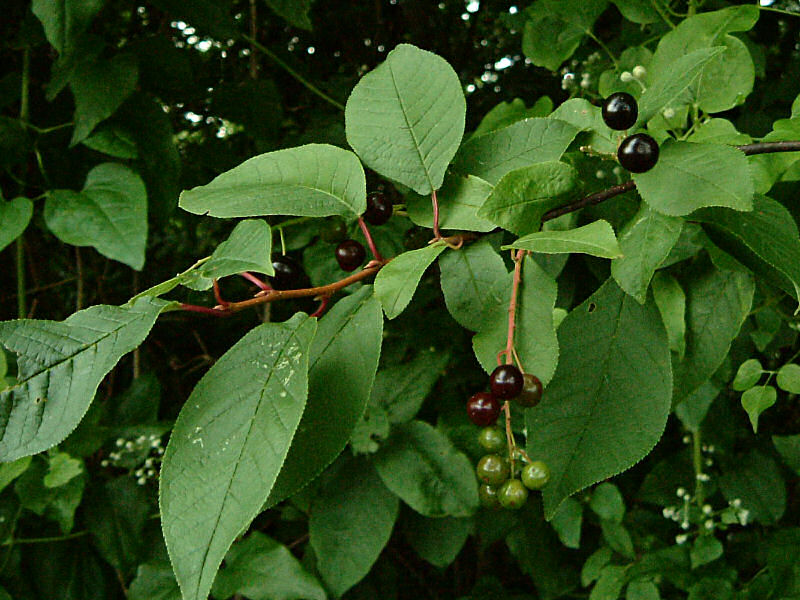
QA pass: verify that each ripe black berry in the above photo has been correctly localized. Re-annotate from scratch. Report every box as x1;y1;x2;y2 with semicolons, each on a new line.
466;392;501;426
335;239;366;272
363;191;393;226
617;133;660;173
269;255;306;290
516;374;543;408
602;92;638;131
320;217;348;244
490;365;524;400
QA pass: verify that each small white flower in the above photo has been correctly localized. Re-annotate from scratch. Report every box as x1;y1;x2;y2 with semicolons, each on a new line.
620;71;634;82
662;107;676;119
124;441;134;451
101;460;109;467
596;170;606;179
676;487;686;498
706;445;716;453
115;438;125;447
738;509;750;525
682;435;691;444
675;534;689;545
612;166;622;176
681;520;690;530
145;458;154;468
662;507;674;519
632;65;647;79
731;498;742;508
696;473;711;482
703;504;713;515
704;519;715;530
137;477;147;485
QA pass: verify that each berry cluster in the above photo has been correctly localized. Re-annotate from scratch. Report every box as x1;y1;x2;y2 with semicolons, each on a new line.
467;364;549;510
601;92;660;174
322;190;394;271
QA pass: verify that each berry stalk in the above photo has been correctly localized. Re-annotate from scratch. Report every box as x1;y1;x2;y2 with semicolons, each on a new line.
357;217;383;261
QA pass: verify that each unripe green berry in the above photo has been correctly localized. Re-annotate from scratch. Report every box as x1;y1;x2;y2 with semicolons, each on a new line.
476;454;510;486
498;479;529;509
478;484;501;509
478;426;505;453
521;460;551;490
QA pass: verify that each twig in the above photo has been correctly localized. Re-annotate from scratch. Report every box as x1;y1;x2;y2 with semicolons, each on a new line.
358;216;383;261
240;272;272;291
542;181;636;222
431;190;443;239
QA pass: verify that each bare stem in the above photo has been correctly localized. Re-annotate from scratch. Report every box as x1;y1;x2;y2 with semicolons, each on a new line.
431;190;443;239
505;250;524;366
358;217;383;261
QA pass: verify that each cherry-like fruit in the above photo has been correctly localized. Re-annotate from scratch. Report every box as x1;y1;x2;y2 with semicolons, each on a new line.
516;374;544;408
490;364;524;400
478;426;506;453
602;92;638;131
521;461;551;490
335;239;366;272
498;479;529;509
466;392;501;426
269;255;306;290
364;191;393;226
476;454;511;486
617;133;660;173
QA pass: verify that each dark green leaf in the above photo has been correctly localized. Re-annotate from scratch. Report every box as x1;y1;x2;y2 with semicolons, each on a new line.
406;173;495;233
651;272;686;358
741;385;777;433
264;0;314;30
372;348;450;423
32;0;104;54
719;451;786;524
374;244;447;319
403;513;471;568
732;358;763;391
505;220;622;258
773;434;800;474
129;561;181;600
590;483;625;523
690;535;723;569
0;197;33;253
550;497;583;549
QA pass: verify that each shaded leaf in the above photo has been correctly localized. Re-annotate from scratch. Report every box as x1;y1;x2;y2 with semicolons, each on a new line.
0;197;33;253
374;244;447;319
505;220;622;258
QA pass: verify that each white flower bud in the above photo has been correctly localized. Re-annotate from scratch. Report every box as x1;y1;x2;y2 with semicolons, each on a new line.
620;71;634;82
632;65;647;79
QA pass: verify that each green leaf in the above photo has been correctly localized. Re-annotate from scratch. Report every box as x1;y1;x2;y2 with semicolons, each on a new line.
773;434;800;474
403;513;471;567
44;451;83;488
691;535;723;570
264;0;314;30
505;220;622;259
694;196;800;302
612;0;659;24
626;579;660;600
129;562;181;600
550;497;583;549
179;144;367;219
213;532;326;600
266;287;383;507
454;118;579;184
672;260;754;401
611;205;683;303
406;173;495;233
372;348;450;423
522;0;610;71
146;0;237;39
590;565;628;600
719;451;786;524
775;363;800;394
526;279;672;519
550;98;617;154
70;53;139;145
373;420;478;517
582;547;613;587
182;219;274;291
477;161;580;235
0;197;33;252
674;381;718;433
45;163;148;270
473;96;553;136
601;521;634;558
741;385;777;433
636;47;725;124
345;44;465;195
590;483;625;523
439;238;508;331
0;297;166;461
651;272;686;359
633;141;753;216
82;124;139;159
310;456;398;597
15;457;85;532
732;358;763;391
32;0;104;54
159;313;317;600
473;255;559;385
0;456;31;493
374;243;447;319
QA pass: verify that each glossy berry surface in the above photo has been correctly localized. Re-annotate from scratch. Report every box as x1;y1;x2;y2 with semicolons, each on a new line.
617;133;660;173
466;392;501;426
478;484;501;509
363;191;393;226
516;374;544;408
602;92;638;130
335;239;366;272
478;426;506;453
269;255;306;290
521;461;551;490
490;364;524;400
476;454;510;486
319;217;348;244
498;479;529;509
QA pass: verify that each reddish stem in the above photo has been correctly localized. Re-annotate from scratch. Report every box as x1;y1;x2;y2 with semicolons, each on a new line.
358;217;383;261
503;401;516;477
310;295;331;318
178;303;228;317
431;189;442;239
212;279;229;307
505;250;524;366
240;271;272;291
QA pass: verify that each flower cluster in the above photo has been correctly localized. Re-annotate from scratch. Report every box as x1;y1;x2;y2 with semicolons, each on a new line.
101;434;165;485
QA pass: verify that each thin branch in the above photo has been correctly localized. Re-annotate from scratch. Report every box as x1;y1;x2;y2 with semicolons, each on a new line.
737;141;800;155
542;181;636;222
358;217;383;261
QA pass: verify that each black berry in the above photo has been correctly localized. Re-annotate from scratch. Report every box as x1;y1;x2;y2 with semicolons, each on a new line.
516;374;543;408
363;191;393;226
466;392;501;426
476;454;510;486
602;92;638;131
617;133;660;173
335;239;366;272
497;479;529;509
269;255;306;290
490;365;524;400
320;217;348;244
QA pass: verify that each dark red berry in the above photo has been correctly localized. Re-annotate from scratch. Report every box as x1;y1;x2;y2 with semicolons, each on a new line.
602;92;638;131
516;374;543;408
490;365;524;400
466;392;501;426
269;255;306;290
335;239;366;272
364;191;393;226
617;133;660;173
